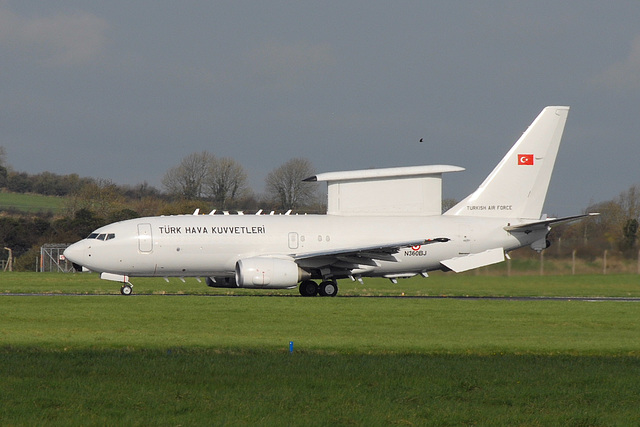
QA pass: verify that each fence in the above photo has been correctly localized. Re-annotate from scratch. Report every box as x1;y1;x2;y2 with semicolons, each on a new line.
40;244;74;273
468;248;640;277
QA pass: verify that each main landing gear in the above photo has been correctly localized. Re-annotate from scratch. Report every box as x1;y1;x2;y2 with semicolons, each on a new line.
120;283;133;295
299;280;338;297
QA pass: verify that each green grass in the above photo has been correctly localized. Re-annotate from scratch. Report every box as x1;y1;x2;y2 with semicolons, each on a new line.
0;191;66;214
2;273;640;425
3;350;640;425
3;271;640;298
2;295;640;354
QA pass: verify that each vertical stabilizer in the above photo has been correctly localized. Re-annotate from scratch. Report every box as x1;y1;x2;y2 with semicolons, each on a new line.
445;106;569;219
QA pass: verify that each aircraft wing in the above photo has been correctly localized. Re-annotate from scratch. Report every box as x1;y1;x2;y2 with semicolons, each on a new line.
504;213;599;233
292;238;449;270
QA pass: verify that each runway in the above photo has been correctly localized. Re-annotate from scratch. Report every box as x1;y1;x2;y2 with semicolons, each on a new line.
2;293;640;301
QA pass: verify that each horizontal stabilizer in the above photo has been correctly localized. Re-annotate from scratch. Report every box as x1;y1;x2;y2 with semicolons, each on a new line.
504;213;599;232
441;248;505;273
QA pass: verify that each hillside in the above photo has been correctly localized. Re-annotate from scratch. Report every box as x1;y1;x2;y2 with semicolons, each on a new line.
0;191;66;215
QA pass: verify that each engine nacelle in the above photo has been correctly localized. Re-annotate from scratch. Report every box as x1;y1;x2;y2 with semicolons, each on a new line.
235;257;310;288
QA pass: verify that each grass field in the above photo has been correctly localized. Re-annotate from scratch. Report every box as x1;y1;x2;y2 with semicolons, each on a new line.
0;191;66;214
3;270;640;297
1;272;640;425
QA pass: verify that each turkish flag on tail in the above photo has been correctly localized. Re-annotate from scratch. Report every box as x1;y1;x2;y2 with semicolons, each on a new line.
518;154;534;165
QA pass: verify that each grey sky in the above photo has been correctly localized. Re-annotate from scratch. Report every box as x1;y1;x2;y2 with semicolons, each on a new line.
1;1;639;216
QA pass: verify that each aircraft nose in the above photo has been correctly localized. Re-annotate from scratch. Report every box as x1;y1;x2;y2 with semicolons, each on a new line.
63;242;85;267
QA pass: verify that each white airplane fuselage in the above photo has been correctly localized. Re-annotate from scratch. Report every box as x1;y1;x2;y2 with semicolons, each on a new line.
64;106;591;296
64;214;540;281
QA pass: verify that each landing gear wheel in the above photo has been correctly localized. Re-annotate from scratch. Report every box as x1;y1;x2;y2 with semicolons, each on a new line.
120;284;133;296
319;281;339;297
299;280;318;297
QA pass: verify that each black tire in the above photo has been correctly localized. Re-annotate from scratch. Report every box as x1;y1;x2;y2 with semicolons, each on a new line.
121;284;133;296
299;280;318;297
318;281;338;297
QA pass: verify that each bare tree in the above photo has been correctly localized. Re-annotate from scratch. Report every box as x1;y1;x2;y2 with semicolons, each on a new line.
0;146;7;187
205;157;248;209
592;185;640;244
265;158;317;210
562;184;640;255
162;151;215;199
618;184;640;221
442;198;458;214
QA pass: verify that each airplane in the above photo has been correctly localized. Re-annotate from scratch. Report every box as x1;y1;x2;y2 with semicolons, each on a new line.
63;106;596;296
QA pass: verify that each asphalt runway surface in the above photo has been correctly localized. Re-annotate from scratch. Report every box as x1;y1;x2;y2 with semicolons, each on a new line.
2;293;640;302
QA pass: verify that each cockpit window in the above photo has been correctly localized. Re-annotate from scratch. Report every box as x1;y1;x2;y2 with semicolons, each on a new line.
86;232;116;240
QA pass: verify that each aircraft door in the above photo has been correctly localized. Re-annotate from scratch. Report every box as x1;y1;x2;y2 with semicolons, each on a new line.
288;232;299;250
138;223;153;253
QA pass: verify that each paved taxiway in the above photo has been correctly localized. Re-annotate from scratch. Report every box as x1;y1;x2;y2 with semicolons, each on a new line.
2;294;640;302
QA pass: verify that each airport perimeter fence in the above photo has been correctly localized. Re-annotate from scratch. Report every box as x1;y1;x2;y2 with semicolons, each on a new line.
476;248;640;277
39;244;74;273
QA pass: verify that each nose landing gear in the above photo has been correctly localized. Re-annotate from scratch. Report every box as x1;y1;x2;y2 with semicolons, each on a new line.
120;283;133;295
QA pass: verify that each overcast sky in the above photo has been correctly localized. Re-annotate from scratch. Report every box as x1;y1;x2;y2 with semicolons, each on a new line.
1;1;639;216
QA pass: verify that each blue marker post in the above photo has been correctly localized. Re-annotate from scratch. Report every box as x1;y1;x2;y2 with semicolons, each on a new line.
289;341;294;354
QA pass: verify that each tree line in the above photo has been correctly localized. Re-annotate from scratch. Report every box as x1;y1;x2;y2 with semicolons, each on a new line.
0;148;323;268
161;152;320;211
0;146;638;270
0;148;322;212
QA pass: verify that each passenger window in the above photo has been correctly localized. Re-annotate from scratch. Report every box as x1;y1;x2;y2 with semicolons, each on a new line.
106;233;116;240
97;234;106;241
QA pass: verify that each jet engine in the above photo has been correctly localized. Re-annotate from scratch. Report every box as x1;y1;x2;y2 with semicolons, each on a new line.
235;257;310;288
